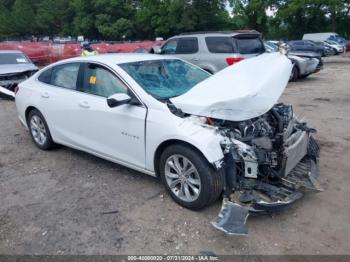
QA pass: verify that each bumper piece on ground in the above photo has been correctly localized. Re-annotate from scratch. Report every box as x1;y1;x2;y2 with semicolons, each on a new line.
211;200;249;235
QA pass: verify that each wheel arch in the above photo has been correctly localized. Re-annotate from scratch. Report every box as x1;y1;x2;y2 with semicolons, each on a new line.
25;106;39;124
153;139;216;178
25;106;52;134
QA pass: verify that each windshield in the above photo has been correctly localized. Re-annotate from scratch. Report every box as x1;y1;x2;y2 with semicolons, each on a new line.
0;53;29;65
119;59;210;99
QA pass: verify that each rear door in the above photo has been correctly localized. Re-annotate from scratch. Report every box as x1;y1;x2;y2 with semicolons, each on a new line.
35;62;84;146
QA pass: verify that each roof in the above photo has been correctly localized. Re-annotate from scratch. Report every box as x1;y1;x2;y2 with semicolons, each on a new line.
179;30;261;36
0;50;24;54
58;53;175;65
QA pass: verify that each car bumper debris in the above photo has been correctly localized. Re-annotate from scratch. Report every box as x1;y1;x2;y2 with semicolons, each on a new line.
208;103;321;235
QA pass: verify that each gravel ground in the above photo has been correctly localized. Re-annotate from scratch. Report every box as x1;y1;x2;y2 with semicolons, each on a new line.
0;55;350;255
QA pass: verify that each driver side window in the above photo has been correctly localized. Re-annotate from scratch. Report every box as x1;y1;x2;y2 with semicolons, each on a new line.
82;63;127;97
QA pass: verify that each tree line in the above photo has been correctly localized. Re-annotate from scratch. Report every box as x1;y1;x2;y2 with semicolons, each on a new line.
0;0;349;41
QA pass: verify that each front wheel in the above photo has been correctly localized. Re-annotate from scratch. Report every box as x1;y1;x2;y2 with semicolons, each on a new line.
159;144;223;210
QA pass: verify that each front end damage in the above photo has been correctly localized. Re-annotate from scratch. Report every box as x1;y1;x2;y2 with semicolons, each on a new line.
209;103;321;235
0;70;37;99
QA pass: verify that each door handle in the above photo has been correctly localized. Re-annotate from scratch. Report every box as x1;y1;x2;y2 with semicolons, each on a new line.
41;92;49;98
192;58;200;62
78;101;90;108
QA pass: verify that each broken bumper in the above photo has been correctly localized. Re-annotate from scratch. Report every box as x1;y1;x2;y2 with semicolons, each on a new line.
212;133;321;235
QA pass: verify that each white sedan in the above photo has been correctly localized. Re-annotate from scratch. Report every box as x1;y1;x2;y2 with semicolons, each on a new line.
15;53;321;235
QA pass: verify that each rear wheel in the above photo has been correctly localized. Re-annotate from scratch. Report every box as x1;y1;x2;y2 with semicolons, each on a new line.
159;144;223;210
27;109;55;150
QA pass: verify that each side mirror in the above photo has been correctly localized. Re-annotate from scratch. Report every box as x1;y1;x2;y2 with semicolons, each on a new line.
107;93;131;108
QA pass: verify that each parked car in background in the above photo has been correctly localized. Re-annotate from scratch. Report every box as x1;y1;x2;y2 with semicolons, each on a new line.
288;51;322;81
303;32;341;42
324;40;345;54
310;41;335;56
264;42;322;82
303;32;350;51
0;50;38;99
155;31;265;73
288;40;330;56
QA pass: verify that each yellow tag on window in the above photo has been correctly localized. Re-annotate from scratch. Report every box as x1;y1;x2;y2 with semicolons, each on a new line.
89;76;97;84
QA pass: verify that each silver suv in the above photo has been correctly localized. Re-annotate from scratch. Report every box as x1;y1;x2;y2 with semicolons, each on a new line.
156;31;265;73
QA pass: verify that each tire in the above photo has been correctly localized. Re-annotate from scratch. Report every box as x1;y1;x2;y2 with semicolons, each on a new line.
27;109;55;150
299;73;310;79
290;65;299;82
159;144;223;210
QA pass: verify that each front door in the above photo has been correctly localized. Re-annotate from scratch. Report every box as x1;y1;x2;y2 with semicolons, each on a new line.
74;63;147;169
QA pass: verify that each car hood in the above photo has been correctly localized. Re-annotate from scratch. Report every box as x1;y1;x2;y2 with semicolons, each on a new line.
170;53;292;121
0;64;38;76
289;51;321;58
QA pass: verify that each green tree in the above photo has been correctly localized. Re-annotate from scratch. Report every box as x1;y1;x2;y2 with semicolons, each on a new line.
93;0;136;40
229;0;275;34
11;0;38;37
70;0;99;39
273;0;350;39
135;0;232;39
0;4;13;38
36;0;72;36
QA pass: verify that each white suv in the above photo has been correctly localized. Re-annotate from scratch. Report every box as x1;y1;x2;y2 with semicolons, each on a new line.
156;31;265;73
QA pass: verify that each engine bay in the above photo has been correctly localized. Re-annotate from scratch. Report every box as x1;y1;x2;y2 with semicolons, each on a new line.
208;103;322;235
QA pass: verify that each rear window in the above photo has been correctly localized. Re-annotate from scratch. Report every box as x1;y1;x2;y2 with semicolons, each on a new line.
0;53;29;64
235;38;265;54
205;37;235;53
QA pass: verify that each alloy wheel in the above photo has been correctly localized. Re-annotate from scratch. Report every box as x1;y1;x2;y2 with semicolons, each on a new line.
164;154;201;202
30;115;47;146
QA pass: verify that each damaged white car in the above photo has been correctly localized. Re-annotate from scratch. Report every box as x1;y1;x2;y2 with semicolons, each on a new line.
15;53;321;235
0;50;38;99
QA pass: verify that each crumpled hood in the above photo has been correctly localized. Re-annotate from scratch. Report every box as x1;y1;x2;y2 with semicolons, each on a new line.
170;53;292;121
0;64;38;76
288;51;321;58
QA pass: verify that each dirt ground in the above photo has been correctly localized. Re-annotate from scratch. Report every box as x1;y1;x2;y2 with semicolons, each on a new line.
0;55;350;255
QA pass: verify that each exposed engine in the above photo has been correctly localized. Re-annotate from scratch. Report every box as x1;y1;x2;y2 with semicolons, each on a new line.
211;103;316;178
209;103;321;235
